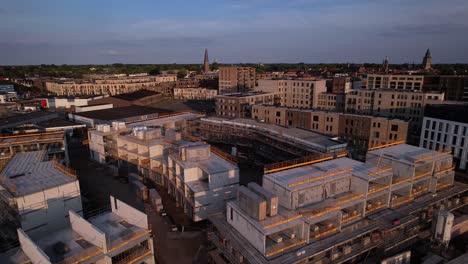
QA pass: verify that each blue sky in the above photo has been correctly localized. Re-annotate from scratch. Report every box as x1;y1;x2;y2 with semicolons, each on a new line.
1;0;468;65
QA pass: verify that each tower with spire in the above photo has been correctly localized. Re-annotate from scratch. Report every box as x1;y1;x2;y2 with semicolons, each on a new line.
382;56;390;74
422;48;432;70
203;48;210;73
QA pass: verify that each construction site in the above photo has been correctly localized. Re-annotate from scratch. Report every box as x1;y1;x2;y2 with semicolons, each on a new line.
207;141;468;263
190;117;348;185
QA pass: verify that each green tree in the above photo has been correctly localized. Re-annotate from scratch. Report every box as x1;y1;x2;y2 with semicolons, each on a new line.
177;69;187;79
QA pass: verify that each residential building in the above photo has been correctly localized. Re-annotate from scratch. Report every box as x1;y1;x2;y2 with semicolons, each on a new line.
317;92;345;112
256;79;327;108
1;197;154;264
44;75;176;96
251;105;408;153
215;92;279;118
366;74;424;91
174;87;218;100
0;151;82;240
89;118;239;222
209;143;464;264
218;67;256;94
420;104;468;171
0;92;17;103
345;89;444;143
87;90;162;108
423;76;468;101
331;76;352;94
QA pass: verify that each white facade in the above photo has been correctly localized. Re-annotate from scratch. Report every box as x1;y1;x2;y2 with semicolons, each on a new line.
0;151;82;240
420;117;468;170
8;197;154;264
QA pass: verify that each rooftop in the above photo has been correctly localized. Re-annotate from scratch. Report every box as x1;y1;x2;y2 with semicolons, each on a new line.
0;151;76;196
367;144;451;165
0;131;64;148
36;118;86;129
73;105;173;121
424;104;468;124
218;91;272;97
264;157;390;191
201;117;347;151
0;111;59;127
112;90;160;101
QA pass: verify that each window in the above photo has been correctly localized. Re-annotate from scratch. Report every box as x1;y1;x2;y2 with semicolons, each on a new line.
230;207;233;220
313;116;319;121
391;125;398;132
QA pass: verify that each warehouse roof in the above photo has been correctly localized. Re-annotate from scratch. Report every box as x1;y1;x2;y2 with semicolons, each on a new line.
73;105;172;121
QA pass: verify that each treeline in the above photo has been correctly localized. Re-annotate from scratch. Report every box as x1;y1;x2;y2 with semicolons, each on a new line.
1;63;467;79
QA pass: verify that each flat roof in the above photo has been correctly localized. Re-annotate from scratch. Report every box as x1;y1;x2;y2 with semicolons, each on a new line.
0;111;58;127
425;104;468;124
218;91;272;97
0;151;76;196
367;144;451;165
201;117;347;151
264;157;389;191
0;131;64;147
112;90;160;101
73;105;173;121
36;118;86;129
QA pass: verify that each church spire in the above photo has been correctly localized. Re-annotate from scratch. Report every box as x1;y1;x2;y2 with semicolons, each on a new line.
422;48;432;70
203;48;210;73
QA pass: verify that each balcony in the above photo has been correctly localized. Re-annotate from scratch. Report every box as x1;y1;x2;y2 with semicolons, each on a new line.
391;196;413;208
112;242;152;264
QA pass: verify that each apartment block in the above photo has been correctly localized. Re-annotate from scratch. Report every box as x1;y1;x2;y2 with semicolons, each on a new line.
420;104;468;171
317;92;345;112
331;76;352;94
45;75;176;96
0;151;82;240
1;197;154;264
209;144;465;264
251;105;408;150
256;79;327;108
215;92;280;118
366;74;424;91
174;87;218;100
345;89;444;143
218;67;256;94
89;115;239;222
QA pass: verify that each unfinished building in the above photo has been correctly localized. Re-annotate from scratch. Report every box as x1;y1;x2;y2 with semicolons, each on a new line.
0;151;82;243
0;131;69;165
193;117;348;163
88;113;240;222
0;196;154;264
209;144;467;264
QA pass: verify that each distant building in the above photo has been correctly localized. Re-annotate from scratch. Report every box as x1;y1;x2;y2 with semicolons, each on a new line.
317;92;345;112
422;48;432;70
256;79;327;109
331;76;352;94
68;105;172;127
203;48;210;73
215;91;280;118
366;74;424;90
218;67;256;94
423;76;468;101
0;85;15;93
174;87;217;100
44;75;176;96
252;104;408;155
420;104;468;171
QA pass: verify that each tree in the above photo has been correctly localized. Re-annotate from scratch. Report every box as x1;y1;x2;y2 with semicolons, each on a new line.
149;68;161;75
177;69;187;79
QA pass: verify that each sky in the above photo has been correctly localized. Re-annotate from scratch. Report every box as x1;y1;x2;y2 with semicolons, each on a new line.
1;0;468;65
